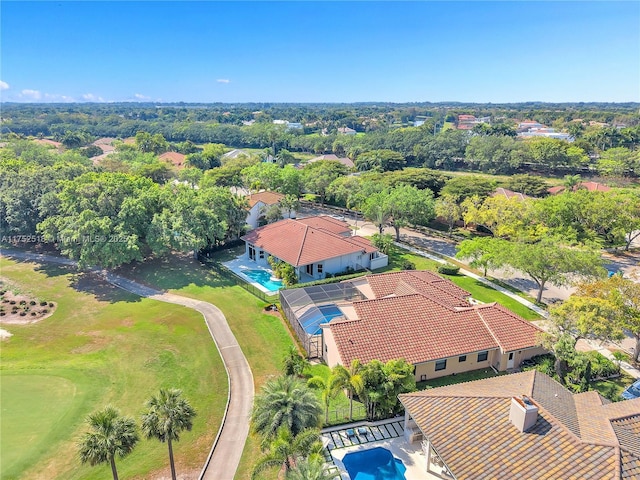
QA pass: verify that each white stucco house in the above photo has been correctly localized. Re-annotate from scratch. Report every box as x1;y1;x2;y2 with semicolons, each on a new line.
245;191;296;230
240;216;388;282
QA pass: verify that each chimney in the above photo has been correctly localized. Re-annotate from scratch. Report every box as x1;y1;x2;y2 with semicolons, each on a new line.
509;395;538;433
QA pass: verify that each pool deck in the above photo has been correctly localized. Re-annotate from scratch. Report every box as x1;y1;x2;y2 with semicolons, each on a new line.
222;256;280;296
321;418;445;480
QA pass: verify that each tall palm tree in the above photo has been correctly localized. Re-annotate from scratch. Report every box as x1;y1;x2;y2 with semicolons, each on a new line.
285;457;341;480
252;375;322;440
252;427;323;479
78;405;139;480
332;360;364;421
307;374;341;424
141;388;196;480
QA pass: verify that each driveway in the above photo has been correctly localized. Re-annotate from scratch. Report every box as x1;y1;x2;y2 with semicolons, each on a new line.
0;249;253;480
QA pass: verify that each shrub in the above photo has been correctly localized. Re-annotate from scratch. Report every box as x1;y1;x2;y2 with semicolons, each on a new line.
30;300;36;306
31;312;37;316
19;300;26;305
0;290;6;295
0;312;5;316
437;264;460;275
40;301;47;306
48;302;54;308
42;309;48;314
19;312;26;316
9;300;16;305
584;351;617;378
401;260;416;270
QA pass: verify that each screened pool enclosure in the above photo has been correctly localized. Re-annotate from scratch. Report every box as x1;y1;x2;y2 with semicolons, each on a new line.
279;282;365;358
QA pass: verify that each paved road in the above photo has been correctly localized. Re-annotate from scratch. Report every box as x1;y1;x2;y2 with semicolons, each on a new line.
0;249;253;480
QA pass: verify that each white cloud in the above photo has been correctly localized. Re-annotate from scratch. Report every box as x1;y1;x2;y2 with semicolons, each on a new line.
44;93;75;102
0;81;9;90
82;93;105;102
21;89;42;100
216;79;231;84
134;93;151;100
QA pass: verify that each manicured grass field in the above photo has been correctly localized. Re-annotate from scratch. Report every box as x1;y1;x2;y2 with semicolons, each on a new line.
0;258;227;480
120;254;297;480
591;373;636;402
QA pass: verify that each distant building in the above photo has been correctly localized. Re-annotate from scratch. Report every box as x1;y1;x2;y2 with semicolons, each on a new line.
245;191;292;229
519;127;574;142
158;151;186;169
457;114;490;130
308;154;355;169
222;149;250;160
337;127;357;136
548;181;611;195
491;187;534;201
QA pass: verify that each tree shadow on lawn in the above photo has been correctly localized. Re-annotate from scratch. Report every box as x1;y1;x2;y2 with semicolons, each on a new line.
115;253;234;292
70;271;142;304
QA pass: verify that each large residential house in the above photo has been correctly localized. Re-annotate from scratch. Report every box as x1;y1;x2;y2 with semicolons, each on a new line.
337;127;357;135
491;187;534;201
280;270;545;371
400;370;640;479
245;191;294;229
241;215;387;282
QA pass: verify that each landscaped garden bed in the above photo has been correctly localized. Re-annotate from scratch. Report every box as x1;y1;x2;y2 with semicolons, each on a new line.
0;280;56;324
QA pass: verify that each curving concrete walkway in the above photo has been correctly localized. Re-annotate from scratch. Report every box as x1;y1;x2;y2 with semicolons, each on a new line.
0;249;253;480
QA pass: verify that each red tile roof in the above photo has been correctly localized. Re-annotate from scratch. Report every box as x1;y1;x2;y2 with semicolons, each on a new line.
548;182;612;195
400;371;640;479
329;292;542;366
308;154;355;169
158;152;186;169
247;191;285;208
241;217;376;267
492;187;534;200
296;216;352;235
364;270;470;306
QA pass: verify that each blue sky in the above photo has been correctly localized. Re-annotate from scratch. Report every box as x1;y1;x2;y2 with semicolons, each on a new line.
1;1;638;103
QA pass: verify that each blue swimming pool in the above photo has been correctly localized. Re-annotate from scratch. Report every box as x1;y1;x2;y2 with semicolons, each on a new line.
242;269;284;292
298;304;344;335
342;447;407;480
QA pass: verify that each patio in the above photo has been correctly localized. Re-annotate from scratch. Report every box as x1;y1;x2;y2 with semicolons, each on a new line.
321;418;443;479
221;255;281;295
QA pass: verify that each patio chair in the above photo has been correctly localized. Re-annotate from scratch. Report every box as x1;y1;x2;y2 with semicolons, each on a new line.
346;428;356;439
357;427;368;438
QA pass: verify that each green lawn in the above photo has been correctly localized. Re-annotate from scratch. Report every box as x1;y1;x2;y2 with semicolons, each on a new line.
591;373;636;402
0;258;227;480
119;254;298;480
304;364;366;426
383;246;542;320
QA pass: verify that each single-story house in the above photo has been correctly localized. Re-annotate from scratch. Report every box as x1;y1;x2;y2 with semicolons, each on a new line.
337;127;357;135
245;191;295;229
491;187;534;201
548;181;612;195
241;215;388;282
399;370;640;479
281;270;546;371
308;154;355;169
158;151;186;170
222;149;250;160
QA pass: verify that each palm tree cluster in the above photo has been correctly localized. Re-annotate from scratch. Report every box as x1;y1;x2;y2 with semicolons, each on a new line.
78;388;196;480
251;374;337;479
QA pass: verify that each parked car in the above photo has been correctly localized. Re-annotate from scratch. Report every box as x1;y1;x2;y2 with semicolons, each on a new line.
621;379;640;400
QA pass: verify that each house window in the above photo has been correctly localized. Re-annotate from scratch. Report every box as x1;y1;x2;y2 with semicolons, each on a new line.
369;252;376;260
458;355;467;362
435;359;447;371
248;246;256;261
478;351;489;362
259;250;264;259
306;264;313;275
317;264;323;274
420;374;427;381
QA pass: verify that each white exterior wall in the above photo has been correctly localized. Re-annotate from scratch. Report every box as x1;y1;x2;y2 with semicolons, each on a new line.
245;202;264;230
321;326;342;367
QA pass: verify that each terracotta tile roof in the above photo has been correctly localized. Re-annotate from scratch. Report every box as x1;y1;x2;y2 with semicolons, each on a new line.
492;187;534;200
400;371;638;479
247;191;285;208
308;154;355;169
296;216;352;235
158;151;186;168
548;182;612;195
34;138;62;148
240;217;376;267
365;270;470;306
329;293;542;366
